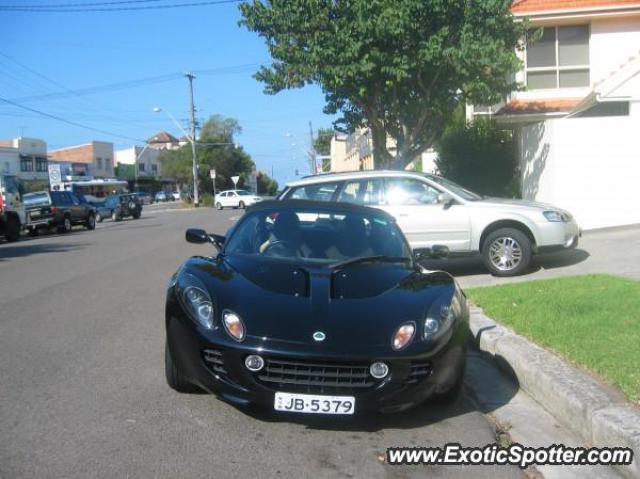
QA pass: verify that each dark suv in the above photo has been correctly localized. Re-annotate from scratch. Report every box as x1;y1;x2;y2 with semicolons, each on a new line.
95;194;142;222
24;191;96;234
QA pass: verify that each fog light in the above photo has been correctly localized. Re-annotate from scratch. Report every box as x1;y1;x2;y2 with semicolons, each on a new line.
370;361;389;379
245;354;264;372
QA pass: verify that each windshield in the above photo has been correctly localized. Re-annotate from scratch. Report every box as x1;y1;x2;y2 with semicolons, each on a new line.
224;207;411;264
425;174;483;201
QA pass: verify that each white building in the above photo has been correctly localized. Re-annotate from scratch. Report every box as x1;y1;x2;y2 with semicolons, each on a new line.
0;137;48;182
472;0;640;230
115;145;162;179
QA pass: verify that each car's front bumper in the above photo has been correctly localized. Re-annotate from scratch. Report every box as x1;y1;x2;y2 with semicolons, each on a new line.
534;218;581;253
166;300;468;413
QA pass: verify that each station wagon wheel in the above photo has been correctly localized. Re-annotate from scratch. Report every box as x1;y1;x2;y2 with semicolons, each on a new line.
481;227;532;277
215;202;223;210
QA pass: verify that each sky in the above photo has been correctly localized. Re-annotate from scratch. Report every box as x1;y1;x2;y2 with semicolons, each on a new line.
0;0;336;186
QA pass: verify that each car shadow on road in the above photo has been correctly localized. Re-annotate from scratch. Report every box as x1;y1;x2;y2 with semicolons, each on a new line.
420;248;590;278
0;242;89;260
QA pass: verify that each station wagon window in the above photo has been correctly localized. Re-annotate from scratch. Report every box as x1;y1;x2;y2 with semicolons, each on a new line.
526;25;590;89
338;179;384;205
384;178;441;205
289;182;340;202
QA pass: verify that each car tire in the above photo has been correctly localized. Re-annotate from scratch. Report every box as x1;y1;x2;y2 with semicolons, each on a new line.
481;227;532;277
165;341;200;393
215;202;223;210
132;211;140;219
86;214;96;230
96;213;103;223
59;215;72;234
239;201;245;209
112;210;120;222
429;367;465;404
5;215;20;242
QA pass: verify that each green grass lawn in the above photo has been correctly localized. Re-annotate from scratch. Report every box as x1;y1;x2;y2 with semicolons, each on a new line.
467;274;640;404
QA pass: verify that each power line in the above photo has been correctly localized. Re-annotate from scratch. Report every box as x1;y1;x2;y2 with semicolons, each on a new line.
8;63;260;103
0;0;240;12
0;94;145;142
0;0;165;8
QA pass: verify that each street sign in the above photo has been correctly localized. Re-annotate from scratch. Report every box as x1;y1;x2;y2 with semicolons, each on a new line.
209;169;216;179
231;175;240;188
48;164;61;187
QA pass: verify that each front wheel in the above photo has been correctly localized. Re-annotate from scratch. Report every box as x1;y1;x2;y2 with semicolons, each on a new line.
111;210;120;222
96;213;103;223
238;201;245;209
215;202;223;210
481;227;532;277
165;341;200;393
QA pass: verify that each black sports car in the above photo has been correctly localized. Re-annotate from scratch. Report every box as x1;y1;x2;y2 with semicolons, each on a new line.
165;200;469;414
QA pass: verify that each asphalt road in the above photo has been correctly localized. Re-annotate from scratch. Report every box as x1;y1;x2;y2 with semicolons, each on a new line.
0;207;524;479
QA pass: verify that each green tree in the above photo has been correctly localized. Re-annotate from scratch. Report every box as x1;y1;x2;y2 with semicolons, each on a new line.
240;0;525;169
314;127;334;172
436;118;519;198
256;171;278;195
160;115;255;194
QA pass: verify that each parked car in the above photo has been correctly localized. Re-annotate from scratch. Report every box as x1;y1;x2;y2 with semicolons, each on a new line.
95;193;142;222
155;191;169;202
171;191;181;201
214;189;262;210
165;200;468;413
23;190;96;234
134;192;153;205
277;171;581;276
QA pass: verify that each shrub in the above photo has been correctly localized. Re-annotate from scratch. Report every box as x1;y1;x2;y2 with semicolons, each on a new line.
200;193;215;207
436;118;519;198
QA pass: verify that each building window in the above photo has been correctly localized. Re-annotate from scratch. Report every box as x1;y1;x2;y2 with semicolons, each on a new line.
526;25;590;89
151;164;158;174
36;157;48;172
20;157;34;172
574;101;630;118
138;163;145;172
105;158;111;171
97;158;103;169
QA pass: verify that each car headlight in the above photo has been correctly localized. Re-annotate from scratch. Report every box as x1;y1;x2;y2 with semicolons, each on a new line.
222;310;245;342
391;322;416;350
176;273;214;329
543;210;563;222
424;290;463;340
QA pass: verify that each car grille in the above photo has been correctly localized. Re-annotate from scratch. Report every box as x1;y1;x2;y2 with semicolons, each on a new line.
406;361;432;385
202;349;227;375
257;357;376;394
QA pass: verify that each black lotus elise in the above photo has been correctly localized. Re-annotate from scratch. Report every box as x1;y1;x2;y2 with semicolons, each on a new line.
165;200;469;414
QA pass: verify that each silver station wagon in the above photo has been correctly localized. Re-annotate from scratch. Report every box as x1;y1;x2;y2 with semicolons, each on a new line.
278;171;581;276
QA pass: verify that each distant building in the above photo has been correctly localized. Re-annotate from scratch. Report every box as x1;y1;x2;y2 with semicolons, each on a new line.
0;137;49;184
49;141;114;179
329;129;436;174
147;131;180;150
115;146;162;179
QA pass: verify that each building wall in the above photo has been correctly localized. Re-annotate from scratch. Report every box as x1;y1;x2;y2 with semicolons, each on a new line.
0;137;49;182
590;16;640;85
115;146;162;178
49;141;114;179
0;147;18;176
520;101;640;230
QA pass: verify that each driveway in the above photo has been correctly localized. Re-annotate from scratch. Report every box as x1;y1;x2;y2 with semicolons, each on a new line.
424;224;640;288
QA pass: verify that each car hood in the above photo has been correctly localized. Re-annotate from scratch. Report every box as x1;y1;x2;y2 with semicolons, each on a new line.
184;256;456;354
477;197;563;211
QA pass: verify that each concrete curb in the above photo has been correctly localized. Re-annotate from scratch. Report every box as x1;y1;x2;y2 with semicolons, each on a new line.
469;306;640;479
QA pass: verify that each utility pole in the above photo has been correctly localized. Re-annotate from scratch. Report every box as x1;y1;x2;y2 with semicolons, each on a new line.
185;72;199;207
308;121;317;175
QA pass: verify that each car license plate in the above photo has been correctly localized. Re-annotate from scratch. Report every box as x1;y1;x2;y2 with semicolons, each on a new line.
274;392;355;415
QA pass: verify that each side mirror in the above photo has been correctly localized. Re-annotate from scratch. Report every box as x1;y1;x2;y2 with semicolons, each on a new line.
431;244;450;259
413;245;450;261
185;229;226;251
186;228;209;244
